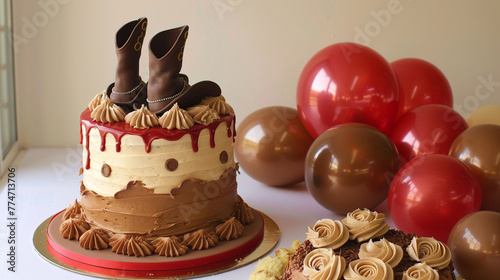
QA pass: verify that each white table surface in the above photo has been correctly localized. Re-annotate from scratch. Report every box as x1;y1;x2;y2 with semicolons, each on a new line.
0;148;395;280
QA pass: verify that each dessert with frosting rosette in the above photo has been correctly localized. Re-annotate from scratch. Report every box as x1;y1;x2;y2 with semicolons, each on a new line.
249;208;456;280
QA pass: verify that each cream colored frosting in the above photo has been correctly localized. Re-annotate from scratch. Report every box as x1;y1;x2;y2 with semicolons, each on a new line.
183;229;219;250
187;105;220;125
407;237;451;269
88;91;108;111
152;236;188;257
341;209;390;242
59;218;90;240
216;217;244;241
402;263;439;280
79;228;109;250
81;118;236;196
201;95;233;115
343;257;394;280
302;248;346;280
124;105;159;129
90;98;126;123
109;234;154;257
358;238;403;268
306;219;349;250
158;103;194;130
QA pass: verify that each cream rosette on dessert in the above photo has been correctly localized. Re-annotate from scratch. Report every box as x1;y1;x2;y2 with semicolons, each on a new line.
124;104;159;129
406;237;451;269
402;263;439;280
358;238;403;268
303;248;346;280
306;219;349;250
343;257;393;280
341;209;390;242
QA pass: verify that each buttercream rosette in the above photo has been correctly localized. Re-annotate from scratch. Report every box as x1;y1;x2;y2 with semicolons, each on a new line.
406;237;451;269
90;98;126;123
303;248;346;280
158;103;194;129
343;257;394;280
125;104;159;129
109;234;155;257
402;263;439;280
306;219;349;250
183;229;219;250
215;217;244;241
358;238;403;268
341;208;390;242
201;95;233;115
152;236;188;257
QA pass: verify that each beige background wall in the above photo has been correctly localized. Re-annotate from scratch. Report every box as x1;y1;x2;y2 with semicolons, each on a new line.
12;0;500;148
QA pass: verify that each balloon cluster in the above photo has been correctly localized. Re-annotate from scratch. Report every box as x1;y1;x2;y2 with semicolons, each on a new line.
234;42;500;272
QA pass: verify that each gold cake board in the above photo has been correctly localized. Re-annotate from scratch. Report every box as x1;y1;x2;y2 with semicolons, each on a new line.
33;209;280;279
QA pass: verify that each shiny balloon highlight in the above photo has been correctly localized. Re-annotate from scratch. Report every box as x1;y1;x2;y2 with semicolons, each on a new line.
305;123;400;215
388;154;482;243
449;124;500;212
297;42;399;138
389;104;468;163
448;211;500;280
235;106;314;187
391;58;453;119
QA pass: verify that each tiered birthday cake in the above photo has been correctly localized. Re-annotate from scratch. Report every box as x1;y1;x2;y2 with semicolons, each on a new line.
250;209;455;280
58;17;255;258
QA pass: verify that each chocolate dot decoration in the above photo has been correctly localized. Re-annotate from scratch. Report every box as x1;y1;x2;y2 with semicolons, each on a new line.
101;164;112;177
165;158;178;171
219;151;229;164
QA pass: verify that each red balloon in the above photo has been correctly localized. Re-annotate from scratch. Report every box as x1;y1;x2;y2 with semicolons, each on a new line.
389;104;468;163
391;58;453;118
297;42;399;138
388;154;482;243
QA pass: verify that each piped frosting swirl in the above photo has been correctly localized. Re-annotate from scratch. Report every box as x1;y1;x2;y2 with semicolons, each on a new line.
88;91;108;111
406;237;451;269
306;219;349;250
109;234;154;257
303;248;346;280
403;263;439;280
158;103;194;130
358;238;403;268
59;218;90;240
216;217;244;241
79;228;110;250
183;229;219;250
235;196;254;225
341;208;390;242
90;98;126;123
187;105;220;125
125;104;159;129
62;199;83;220
343;257;394;280
201;95;233;115
152;236;188;257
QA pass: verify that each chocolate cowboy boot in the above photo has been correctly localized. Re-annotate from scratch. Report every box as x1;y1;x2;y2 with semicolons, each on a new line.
107;17;148;113
147;25;221;115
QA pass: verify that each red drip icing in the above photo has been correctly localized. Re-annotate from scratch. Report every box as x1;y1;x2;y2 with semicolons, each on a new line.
79;109;235;169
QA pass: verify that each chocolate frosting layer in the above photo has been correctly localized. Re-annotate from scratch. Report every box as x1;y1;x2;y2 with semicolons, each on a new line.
80;168;238;237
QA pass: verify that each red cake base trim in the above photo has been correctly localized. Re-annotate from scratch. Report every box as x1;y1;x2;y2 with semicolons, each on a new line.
46;209;264;278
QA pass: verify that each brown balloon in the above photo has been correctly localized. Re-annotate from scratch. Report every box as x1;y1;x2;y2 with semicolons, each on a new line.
449;124;500;212
234;106;315;186
305;123;400;214
448;211;500;280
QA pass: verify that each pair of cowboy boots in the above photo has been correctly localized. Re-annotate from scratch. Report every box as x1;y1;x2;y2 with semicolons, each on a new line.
107;17;220;115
